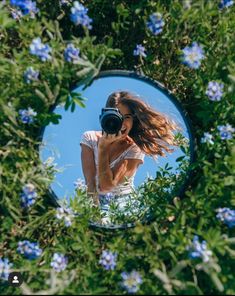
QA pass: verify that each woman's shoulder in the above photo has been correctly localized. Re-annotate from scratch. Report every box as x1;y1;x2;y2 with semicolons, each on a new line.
82;131;102;141
125;141;145;160
130;142;144;153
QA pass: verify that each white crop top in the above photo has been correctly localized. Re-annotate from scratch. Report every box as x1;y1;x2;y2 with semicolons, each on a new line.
80;131;145;196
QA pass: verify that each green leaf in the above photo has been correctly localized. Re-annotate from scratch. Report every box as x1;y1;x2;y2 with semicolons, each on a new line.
153;269;170;284
209;273;224;292
73;97;86;108
64;96;71;110
180;145;186;154
95;54;106;71
228;74;235;84
76;67;94;78
224;176;234;186
0;6;15;29
71;101;76;112
176;156;185;162
169;260;188;277
225;246;235;258
35;89;48;104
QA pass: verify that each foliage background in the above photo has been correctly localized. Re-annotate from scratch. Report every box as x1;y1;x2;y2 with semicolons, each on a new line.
0;0;235;294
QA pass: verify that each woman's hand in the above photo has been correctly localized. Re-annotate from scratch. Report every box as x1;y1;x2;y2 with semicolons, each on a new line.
98;131;124;150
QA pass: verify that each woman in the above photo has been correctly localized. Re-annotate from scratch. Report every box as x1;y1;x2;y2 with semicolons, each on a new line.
80;91;178;220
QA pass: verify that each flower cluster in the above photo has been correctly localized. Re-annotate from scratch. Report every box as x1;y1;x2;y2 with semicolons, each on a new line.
70;1;93;29
10;0;39;18
201;132;214;145
99;250;117;271
121;270;143;293
60;0;72;5
19;107;37;124
43;156;55;166
64;44;80;63
24;67;39;83
216;208;235;228
29;38;52;62
217;124;234;140
146;13;165;35
219;0;234;9
99;192;114;206
11;8;23;20
0;258;13;281
55;207;75;227
17;240;42;260
20;183;38;208
187;235;212;262
50;253;68;272
74;178;87;192
133;44;147;58
181;42;205;69
206;81;224;101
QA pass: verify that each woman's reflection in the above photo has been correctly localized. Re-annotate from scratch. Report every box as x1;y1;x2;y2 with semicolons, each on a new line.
80;91;179;223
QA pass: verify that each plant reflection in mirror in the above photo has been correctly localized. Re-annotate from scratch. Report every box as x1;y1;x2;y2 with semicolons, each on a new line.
66;132;190;227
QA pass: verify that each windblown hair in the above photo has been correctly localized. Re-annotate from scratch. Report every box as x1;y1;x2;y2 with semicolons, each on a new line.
106;91;180;157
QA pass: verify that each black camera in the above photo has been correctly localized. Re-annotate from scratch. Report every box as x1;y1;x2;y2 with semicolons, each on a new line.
99;108;123;134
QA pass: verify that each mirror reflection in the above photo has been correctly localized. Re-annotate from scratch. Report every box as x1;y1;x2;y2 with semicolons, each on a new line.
40;72;192;228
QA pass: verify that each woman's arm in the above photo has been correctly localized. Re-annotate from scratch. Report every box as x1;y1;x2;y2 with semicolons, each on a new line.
97;131;143;192
98;145;142;192
80;144;99;205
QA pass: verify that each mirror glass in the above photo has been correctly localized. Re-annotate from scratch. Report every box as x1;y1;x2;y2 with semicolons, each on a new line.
40;71;194;228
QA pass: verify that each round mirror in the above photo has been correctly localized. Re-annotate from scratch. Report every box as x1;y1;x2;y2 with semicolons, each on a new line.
40;70;195;229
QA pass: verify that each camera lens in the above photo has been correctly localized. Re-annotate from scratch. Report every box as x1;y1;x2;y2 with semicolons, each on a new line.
100;108;123;134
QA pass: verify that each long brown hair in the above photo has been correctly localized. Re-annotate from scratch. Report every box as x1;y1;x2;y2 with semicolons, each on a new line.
106;91;180;157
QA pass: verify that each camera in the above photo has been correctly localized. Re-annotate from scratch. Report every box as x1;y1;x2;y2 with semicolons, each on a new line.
99;108;123;134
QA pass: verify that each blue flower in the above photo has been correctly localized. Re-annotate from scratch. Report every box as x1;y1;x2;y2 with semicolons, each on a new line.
99;192;114;207
17;240;42;260
20;183;38;208
55;207;75;227
201;132;214;145
99;250;117;270
10;0;39;17
50;253;68;272
74;178;87;191
0;258;13;281
219;0;234;9
206;81;224;101
216;208;235;228
60;0;72;5
70;1;93;29
19;107;37;124
187;235;212;263
11;8;23;20
24;67;39;83
10;0;21;5
181;42;205;69
64;44;80;63
133;44;147;58
20;1;38;17
121;270;143;293
217;124;234;140
29;38;52;62
146;13;165;35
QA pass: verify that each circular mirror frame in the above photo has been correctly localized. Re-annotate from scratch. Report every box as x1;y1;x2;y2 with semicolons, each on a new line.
39;70;196;231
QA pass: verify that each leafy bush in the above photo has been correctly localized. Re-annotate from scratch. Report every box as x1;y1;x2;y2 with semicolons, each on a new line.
0;0;235;294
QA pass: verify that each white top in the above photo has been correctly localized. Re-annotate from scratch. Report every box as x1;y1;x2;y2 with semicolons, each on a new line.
80;131;145;196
